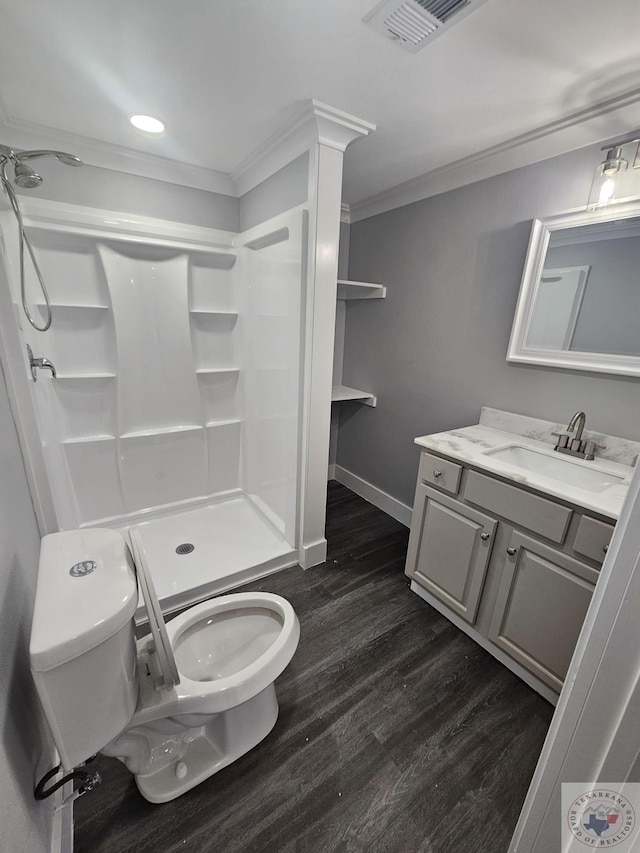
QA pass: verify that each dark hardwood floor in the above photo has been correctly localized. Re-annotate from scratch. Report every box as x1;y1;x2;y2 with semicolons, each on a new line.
74;482;553;853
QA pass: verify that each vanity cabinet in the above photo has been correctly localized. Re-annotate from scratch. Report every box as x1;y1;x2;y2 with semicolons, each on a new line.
405;449;615;700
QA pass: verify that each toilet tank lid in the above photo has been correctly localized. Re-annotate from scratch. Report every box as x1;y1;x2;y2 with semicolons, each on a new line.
30;529;138;672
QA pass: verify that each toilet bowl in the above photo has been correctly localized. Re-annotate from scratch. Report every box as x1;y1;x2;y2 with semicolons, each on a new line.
29;527;300;803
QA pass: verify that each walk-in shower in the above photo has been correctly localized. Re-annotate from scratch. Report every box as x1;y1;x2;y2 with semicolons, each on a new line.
0;144;82;331
0;191;305;615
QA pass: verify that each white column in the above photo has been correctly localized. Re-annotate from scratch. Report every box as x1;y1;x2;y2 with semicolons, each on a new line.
297;103;375;568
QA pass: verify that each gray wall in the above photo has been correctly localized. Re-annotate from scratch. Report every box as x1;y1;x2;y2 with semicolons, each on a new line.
17;162;241;232
0;363;54;852
340;144;640;507
239;152;309;231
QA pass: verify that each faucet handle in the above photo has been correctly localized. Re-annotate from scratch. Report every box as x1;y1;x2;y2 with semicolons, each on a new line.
583;440;606;461
551;431;570;449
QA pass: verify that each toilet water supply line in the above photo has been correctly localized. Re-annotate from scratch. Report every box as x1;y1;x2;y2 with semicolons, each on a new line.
34;758;101;809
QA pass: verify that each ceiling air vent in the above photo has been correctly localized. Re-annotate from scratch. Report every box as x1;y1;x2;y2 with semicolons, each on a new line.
364;0;489;52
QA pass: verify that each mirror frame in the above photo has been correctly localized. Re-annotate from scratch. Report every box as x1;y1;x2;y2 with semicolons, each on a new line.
507;199;640;377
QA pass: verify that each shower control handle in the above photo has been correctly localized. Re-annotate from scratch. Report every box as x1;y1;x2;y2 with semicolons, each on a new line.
27;344;56;381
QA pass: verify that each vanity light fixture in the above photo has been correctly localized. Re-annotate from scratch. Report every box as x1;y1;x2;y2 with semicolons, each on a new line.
587;134;640;210
129;114;165;135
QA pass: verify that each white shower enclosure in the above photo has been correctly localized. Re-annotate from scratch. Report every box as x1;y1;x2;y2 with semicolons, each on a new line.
0;197;307;611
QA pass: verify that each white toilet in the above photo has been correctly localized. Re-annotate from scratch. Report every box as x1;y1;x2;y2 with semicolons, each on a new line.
29;527;300;803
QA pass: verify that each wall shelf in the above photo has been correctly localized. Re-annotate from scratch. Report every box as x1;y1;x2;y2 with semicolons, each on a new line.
196;367;240;376
337;279;386;300
331;384;377;407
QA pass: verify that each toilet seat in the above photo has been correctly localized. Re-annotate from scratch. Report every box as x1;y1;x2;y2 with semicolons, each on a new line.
129;527;180;691
128;527;300;715
131;590;300;722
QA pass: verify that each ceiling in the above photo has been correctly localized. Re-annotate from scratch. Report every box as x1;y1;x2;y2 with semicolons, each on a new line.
1;0;639;211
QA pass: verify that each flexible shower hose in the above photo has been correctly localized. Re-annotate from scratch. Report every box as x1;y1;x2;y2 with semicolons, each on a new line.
0;165;53;332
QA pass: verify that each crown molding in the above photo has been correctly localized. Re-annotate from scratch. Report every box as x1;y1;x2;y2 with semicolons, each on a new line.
311;100;376;152
0;100;375;200
340;203;351;224
349;86;640;223
232;100;375;197
0;114;237;196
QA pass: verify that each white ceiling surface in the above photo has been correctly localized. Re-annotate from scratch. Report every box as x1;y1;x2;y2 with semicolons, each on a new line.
1;0;640;209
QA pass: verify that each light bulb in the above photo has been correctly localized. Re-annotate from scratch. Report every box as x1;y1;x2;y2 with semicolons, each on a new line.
129;115;165;134
587;147;627;210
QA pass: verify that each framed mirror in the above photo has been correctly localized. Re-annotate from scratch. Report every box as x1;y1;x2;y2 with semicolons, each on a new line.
507;200;640;377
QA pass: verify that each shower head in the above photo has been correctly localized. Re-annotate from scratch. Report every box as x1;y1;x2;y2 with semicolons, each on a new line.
55;152;82;167
13;161;43;189
0;145;82;190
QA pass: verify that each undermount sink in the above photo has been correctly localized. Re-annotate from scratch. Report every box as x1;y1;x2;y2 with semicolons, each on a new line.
482;445;626;493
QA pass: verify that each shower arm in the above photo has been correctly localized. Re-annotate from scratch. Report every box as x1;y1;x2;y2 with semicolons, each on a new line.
0;145;81;165
12;149;81;164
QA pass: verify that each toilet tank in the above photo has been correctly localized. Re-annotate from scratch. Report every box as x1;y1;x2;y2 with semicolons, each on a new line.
30;528;139;770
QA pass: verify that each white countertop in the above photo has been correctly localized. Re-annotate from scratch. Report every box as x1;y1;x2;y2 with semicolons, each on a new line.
415;424;634;520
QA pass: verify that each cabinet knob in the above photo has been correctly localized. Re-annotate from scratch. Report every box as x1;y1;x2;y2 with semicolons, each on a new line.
480;533;490;541
603;544;609;554
432;470;442;478
506;547;517;556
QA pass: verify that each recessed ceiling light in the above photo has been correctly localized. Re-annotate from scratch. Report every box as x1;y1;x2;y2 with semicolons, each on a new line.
129;114;165;134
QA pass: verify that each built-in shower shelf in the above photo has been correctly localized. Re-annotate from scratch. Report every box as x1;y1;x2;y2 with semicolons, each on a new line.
62;434;116;445
196;367;240;375
55;372;117;380
206;418;242;428
189;309;238;316
38;302;110;310
331;385;377;407
120;425;203;439
337;280;386;300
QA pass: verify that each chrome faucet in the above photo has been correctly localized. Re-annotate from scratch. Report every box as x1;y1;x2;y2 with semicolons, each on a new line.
567;411;586;445
552;411;605;461
27;344;56;381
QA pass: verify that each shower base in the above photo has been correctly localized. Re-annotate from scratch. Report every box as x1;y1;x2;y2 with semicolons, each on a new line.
125;496;297;620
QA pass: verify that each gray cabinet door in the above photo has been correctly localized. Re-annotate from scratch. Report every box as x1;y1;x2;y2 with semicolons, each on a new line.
405;485;496;624
488;532;599;692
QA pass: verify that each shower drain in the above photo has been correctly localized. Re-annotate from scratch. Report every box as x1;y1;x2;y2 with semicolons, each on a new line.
175;543;195;555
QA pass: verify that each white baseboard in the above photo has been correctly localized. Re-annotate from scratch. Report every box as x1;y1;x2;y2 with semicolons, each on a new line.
327;463;336;480
333;465;413;527
299;537;327;569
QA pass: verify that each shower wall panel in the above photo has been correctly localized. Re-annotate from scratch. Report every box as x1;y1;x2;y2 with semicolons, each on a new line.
12;223;242;529
241;211;306;544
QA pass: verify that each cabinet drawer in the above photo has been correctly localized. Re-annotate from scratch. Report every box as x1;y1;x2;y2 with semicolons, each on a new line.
464;470;572;544
573;515;614;564
419;452;462;495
